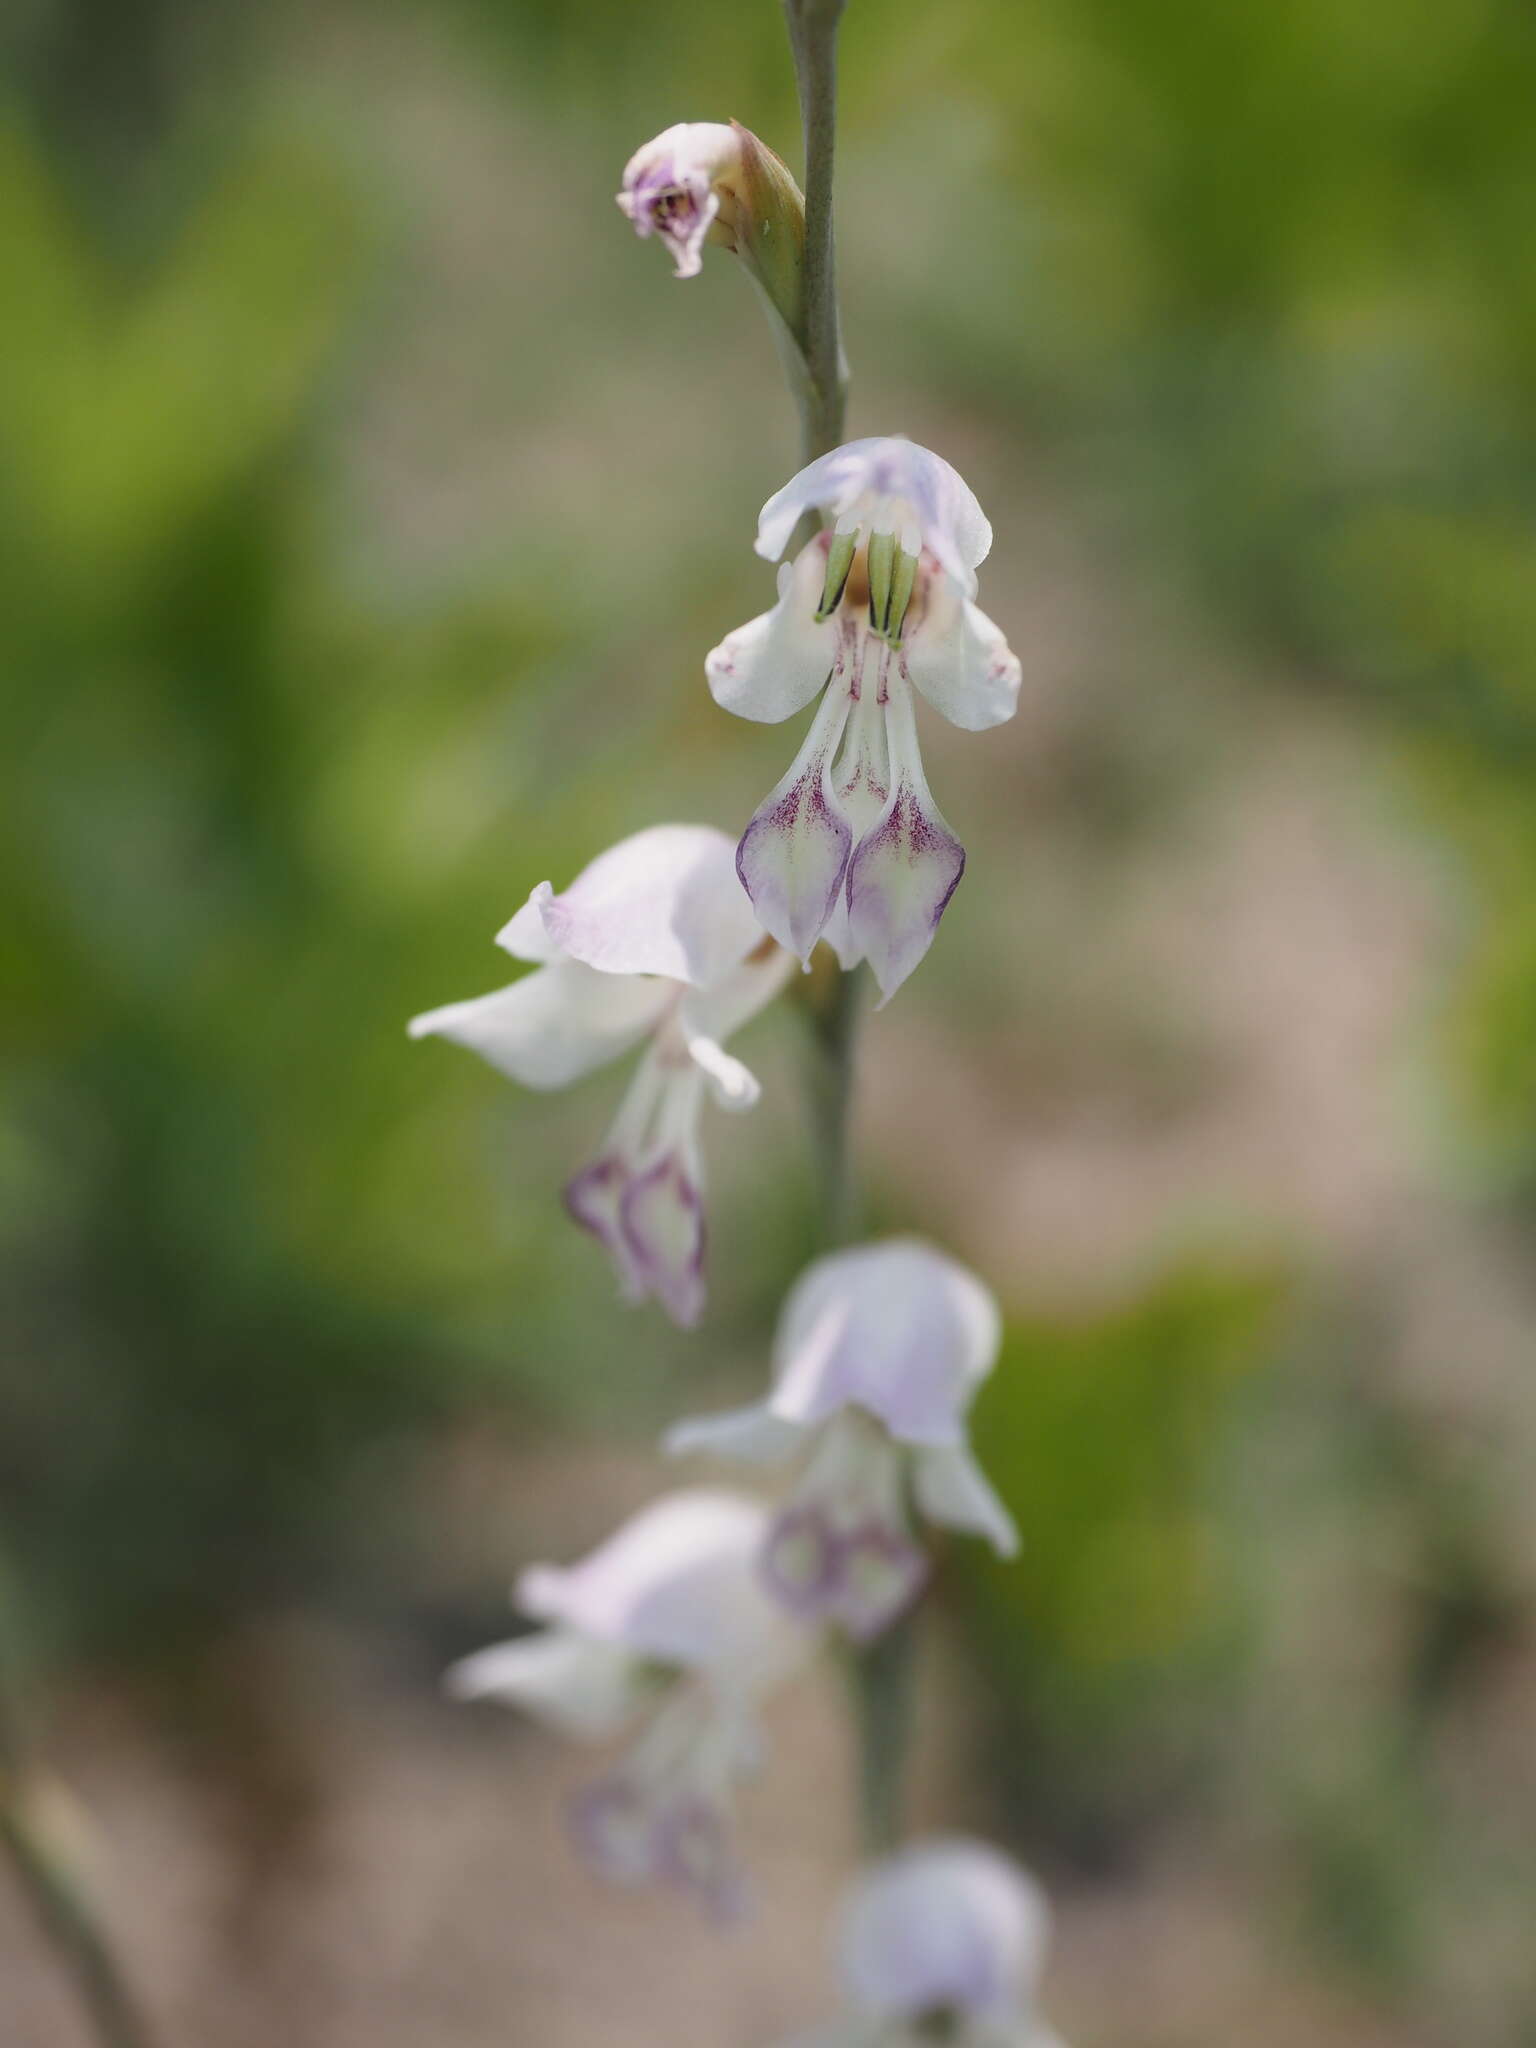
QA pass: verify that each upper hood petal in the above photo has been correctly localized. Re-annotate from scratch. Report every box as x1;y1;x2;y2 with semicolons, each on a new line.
756;438;992;595
770;1239;1002;1444
408;958;672;1090
497;825;763;987
839;1838;1051;2024
515;1488;809;1689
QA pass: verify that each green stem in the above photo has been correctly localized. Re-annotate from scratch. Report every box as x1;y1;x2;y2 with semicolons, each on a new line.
0;1682;155;2048
781;0;916;1864
782;0;849;463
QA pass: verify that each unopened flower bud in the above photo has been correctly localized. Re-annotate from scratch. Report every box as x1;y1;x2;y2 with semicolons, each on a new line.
618;120;807;342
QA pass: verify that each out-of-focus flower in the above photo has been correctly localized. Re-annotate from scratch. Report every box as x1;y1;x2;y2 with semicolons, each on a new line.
618;121;807;327
708;437;1021;1001
448;1489;812;1919
409;824;790;1326
667;1239;1017;1639
786;1837;1065;2048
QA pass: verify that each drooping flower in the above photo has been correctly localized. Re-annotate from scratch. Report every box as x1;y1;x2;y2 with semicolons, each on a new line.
785;1837;1066;2048
707;437;1022;1001
408;824;791;1327
667;1239;1017;1640
448;1489;812;1919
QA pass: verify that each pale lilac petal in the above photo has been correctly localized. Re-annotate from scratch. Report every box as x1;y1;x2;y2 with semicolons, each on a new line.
755;438;991;595
679;942;795;1048
408;960;670;1089
444;1630;646;1740
519;1490;811;1693
619;1151;707;1328
498;881;562;962
498;824;761;987
913;1444;1019;1558
565;1156;647;1300
707;543;837;723
617;122;740;280
839;1839;1051;2022
771;1240;1002;1444
901;585;1022;733
665;1405;805;1464
844;682;966;1005
828;1525;929;1643
737;685;854;963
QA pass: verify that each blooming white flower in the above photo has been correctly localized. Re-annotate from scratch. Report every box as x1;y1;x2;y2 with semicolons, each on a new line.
448;1488;812;1918
707;437;1022;1002
667;1239;1018;1640
786;1837;1065;2048
408;824;791;1327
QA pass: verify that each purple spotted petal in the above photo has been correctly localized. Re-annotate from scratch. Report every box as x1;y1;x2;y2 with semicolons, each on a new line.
845;778;965;1004
619;1150;706;1328
736;686;854;962
565;1156;646;1301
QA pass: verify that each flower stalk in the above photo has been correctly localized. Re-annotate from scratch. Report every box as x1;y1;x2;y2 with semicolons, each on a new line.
0;1662;153;2048
779;0;914;1863
782;0;849;465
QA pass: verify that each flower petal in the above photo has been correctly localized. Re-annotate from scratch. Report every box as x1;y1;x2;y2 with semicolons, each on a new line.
771;1239;1002;1444
444;1629;647;1740
498;824;761;987
516;1489;808;1688
839;1838;1051;2022
844;680;965;1004
901;584;1022;733
565;1156;647;1300
913;1444;1019;1558
408;959;671;1089
737;683;854;963
665;1405;805;1464
617;122;740;279
620;1150;707;1328
756;438;992;595
707;542;838;723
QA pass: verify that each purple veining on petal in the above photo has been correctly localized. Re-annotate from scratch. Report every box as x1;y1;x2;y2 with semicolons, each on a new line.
845;781;966;1002
618;1150;707;1328
760;1503;843;1618
736;765;852;962
569;1773;657;1886
654;1796;746;1923
565;1156;646;1302
761;1503;929;1643
832;1524;931;1644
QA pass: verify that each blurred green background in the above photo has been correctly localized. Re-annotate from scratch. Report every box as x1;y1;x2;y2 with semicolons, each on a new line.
3;0;1536;2042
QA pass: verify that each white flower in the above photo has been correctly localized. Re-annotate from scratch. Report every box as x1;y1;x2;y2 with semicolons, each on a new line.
667;1239;1017;1641
707;437;1022;1003
617;122;743;279
448;1488;812;1919
408;824;791;1327
786;1838;1065;2048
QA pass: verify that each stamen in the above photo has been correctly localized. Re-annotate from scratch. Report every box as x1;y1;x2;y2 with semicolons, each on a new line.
866;529;895;636
816;529;859;620
886;544;919;647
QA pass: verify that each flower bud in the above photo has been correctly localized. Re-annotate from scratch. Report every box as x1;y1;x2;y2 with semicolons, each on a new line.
618;120;806;341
